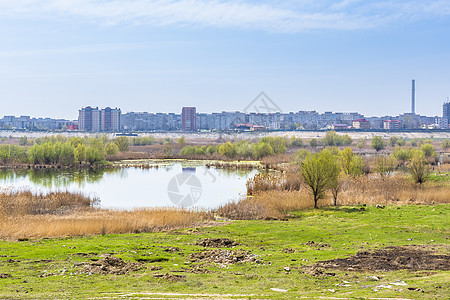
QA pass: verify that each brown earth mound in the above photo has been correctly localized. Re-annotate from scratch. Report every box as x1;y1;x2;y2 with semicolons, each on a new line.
80;256;142;275
189;249;261;265
317;245;450;271
195;238;239;248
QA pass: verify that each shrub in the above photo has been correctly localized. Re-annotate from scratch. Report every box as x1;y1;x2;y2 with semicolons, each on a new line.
441;139;450;149
253;142;274;159
371;136;385;152
392;146;414;165
409;152;429;185
105;142;119;155
113;137;129;152
339;148;364;176
19;136;28;146
375;155;396;177
289;136;303;147
219;142;237;158
310;138;318;148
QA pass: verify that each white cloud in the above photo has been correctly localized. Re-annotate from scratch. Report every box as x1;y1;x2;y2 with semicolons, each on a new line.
0;0;449;32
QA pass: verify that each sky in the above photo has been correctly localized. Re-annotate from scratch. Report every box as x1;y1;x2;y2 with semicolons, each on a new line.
0;0;449;120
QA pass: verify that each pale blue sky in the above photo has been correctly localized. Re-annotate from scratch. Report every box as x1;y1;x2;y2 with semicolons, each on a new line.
0;0;449;119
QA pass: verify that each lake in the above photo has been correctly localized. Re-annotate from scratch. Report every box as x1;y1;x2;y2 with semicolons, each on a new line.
0;160;259;210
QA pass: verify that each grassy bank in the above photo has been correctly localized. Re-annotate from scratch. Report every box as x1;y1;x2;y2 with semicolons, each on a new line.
0;204;448;299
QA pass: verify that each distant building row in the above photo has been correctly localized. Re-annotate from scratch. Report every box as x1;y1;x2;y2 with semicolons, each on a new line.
1;102;449;132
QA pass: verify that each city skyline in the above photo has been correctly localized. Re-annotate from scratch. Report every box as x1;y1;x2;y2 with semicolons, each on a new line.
1;1;449;119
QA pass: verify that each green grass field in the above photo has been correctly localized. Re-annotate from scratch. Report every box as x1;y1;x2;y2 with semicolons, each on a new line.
1;204;449;299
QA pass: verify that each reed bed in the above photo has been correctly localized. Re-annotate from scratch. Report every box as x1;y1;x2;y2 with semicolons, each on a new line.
0;208;212;240
0;190;212;240
217;174;450;220
0;189;96;216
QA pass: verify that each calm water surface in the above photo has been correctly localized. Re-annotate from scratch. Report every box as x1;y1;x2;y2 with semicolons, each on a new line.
0;161;259;210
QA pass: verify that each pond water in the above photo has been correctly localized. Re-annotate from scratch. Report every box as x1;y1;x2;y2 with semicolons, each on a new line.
0;161;259;210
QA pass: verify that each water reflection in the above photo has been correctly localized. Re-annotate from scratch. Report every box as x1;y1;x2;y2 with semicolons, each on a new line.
0;162;258;209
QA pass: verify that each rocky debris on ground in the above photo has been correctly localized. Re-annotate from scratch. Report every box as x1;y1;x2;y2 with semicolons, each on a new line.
0;273;11;279
195;238;239;248
71;252;98;257
161;246;181;253
153;273;186;282
189;249;261;265
281;248;297;253
302;266;335;277
78;255;142;275
408;287;425;292
301;241;330;249
147;265;163;271
316;245;450;271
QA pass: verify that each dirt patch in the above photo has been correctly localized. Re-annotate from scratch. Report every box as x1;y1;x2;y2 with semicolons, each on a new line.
301;241;330;249
79;256;142;275
161;246;181;253
154;273;186;282
189;249;261;265
317;245;450;271
302;266;336;277
195;238;239;248
0;273;12;279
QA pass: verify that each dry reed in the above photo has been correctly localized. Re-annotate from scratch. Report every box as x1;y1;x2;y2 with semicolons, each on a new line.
217;174;450;220
0;190;213;240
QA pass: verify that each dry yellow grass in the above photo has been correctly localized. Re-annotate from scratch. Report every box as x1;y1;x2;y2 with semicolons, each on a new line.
0;190;212;240
0;208;212;240
217;174;450;220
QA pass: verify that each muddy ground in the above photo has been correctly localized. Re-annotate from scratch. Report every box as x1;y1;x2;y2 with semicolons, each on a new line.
317;245;450;272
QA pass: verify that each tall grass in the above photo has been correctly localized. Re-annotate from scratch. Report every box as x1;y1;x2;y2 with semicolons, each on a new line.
0;190;212;240
0;189;96;216
217;174;450;220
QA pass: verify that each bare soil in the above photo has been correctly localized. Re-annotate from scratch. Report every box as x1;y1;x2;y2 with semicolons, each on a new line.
317;245;450;271
80;256;142;275
195;238;239;248
189;249;261;265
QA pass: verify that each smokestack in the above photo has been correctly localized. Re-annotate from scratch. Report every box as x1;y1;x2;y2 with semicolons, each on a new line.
411;79;416;114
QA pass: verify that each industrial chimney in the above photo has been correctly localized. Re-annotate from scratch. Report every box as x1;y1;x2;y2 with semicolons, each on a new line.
411;79;416;114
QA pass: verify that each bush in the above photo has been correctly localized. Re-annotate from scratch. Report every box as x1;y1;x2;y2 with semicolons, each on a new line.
253;142;274;159
441;139;450;149
260;137;287;154
19;136;28;146
105;142;119;155
392;147;414;165
289;136;303;147
375;155;396;177
409;152;429;185
218;142;237;158
322;131;352;147
339;148;364;176
310;138;318;148
113;137;129;152
371;136;385;152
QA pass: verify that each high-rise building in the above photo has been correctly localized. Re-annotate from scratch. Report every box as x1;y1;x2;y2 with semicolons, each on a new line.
182;107;196;131
443;101;450;128
79;106;121;132
101;107;121;131
78;106;99;131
